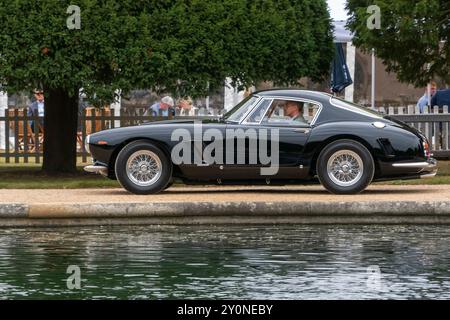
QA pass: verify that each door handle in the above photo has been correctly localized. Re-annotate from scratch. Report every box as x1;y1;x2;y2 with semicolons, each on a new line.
293;128;310;134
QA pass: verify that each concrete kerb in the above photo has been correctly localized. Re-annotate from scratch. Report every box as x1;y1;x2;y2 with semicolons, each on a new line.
0;204;29;218
0;201;450;227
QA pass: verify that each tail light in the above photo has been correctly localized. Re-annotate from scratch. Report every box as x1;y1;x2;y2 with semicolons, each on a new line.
423;141;431;158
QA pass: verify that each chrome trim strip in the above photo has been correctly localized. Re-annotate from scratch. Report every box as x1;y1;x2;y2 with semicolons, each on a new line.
392;162;436;169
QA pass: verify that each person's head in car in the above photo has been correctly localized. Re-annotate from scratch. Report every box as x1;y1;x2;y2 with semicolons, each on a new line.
283;101;302;119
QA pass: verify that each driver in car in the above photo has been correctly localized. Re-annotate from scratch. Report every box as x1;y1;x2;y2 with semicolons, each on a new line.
283;101;307;123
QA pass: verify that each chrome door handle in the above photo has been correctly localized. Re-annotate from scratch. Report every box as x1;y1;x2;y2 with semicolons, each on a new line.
293;128;310;134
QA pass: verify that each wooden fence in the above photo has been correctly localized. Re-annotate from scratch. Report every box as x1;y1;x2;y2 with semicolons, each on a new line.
0;107;219;164
1;105;449;164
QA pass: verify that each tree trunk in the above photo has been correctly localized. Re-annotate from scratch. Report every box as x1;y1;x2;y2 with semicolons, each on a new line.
42;87;79;175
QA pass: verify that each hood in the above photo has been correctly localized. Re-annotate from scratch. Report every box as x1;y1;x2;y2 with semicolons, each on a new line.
88;116;225;142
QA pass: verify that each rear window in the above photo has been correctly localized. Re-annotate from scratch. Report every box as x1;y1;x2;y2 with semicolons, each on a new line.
331;97;383;119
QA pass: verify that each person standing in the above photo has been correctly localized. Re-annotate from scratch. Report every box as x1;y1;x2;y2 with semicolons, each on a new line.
28;89;45;131
430;85;450;148
0;90;9;150
145;96;175;117
416;82;437;114
176;97;196;116
431;87;450;112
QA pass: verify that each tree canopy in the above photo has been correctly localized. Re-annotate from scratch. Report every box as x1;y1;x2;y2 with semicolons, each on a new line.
0;0;334;100
346;0;450;87
0;0;334;173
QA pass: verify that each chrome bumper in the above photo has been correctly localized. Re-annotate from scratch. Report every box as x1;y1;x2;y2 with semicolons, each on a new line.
391;158;438;179
84;165;108;177
420;172;437;179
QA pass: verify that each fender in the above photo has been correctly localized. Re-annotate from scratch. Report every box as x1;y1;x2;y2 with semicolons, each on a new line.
304;121;424;176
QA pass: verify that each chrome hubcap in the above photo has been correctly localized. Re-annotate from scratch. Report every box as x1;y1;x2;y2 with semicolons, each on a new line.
327;150;364;187
126;150;162;187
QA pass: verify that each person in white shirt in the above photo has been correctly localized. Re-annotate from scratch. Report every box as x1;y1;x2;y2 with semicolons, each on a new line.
28;89;45;132
416;81;437;114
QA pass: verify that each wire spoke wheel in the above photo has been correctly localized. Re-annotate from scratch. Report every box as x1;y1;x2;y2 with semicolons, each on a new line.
326;150;364;187
126;150;162;187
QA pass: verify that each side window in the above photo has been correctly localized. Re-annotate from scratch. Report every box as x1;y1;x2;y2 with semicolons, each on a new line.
261;99;320;126
302;102;321;124
244;99;272;123
225;96;259;123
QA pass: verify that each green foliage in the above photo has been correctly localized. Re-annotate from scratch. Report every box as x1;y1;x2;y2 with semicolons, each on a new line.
0;0;333;102
346;0;450;87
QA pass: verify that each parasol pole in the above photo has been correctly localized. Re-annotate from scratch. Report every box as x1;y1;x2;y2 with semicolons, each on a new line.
371;48;376;110
426;63;432;112
0;89;7;150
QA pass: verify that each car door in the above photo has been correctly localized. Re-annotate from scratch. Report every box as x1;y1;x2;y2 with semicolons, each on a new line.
221;98;272;179
222;97;320;180
178;96;262;181
177;121;228;180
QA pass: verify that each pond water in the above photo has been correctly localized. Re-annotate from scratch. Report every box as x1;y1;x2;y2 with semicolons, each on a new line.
0;225;449;299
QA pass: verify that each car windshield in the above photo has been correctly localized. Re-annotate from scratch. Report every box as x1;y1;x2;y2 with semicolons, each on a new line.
224;96;259;123
331;97;383;119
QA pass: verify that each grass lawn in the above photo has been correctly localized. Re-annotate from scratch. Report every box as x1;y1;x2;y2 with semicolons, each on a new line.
0;162;120;189
0;160;449;189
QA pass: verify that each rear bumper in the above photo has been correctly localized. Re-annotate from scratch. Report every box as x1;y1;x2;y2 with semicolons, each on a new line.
391;158;438;179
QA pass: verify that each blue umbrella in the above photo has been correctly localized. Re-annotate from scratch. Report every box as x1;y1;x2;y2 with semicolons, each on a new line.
330;43;353;94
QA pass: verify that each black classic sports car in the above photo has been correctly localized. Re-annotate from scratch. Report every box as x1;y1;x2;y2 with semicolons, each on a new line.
84;89;437;195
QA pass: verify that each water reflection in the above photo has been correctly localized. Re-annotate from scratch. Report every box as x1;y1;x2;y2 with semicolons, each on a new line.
0;225;449;299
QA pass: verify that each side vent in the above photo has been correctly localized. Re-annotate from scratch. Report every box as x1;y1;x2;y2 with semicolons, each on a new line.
377;138;395;158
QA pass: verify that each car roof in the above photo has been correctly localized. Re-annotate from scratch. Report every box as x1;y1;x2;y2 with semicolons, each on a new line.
253;89;333;103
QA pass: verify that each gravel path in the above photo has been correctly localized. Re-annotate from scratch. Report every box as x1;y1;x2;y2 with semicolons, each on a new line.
0;185;449;204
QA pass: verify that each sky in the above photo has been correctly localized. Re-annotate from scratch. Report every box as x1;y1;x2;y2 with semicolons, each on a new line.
327;0;349;21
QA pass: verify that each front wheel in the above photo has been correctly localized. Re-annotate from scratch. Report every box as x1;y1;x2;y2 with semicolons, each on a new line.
115;140;172;195
317;140;375;194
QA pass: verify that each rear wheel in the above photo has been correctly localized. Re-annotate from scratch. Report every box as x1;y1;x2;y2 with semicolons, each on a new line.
164;180;174;190
317;139;374;194
115;140;172;195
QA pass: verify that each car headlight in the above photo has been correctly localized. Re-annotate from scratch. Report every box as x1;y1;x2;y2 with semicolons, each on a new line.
85;135;91;154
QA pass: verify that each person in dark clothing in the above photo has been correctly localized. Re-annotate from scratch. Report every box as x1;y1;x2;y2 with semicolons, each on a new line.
431;88;450;111
430;88;449;148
